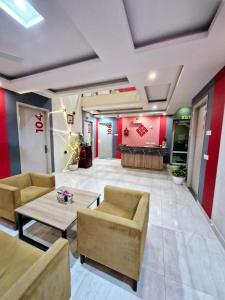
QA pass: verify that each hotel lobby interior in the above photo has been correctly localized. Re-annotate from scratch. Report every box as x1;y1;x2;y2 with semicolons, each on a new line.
1;1;225;299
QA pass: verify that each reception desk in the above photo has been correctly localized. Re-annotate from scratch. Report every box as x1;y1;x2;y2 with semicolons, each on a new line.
117;145;168;171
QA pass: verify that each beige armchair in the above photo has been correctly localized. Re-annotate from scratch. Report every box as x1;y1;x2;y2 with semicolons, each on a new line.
0;231;70;300
77;185;149;291
0;172;55;224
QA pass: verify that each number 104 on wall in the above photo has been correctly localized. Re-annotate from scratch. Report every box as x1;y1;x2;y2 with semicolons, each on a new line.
35;113;44;133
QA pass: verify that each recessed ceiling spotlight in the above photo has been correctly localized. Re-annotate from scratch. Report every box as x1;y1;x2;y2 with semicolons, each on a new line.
101;115;104;118
148;72;156;80
0;0;44;28
163;112;166;115
139;114;143;117
152;105;157;110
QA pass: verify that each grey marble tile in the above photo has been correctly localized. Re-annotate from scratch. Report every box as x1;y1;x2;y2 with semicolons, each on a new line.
166;279;222;300
143;225;164;275
164;229;223;298
138;268;166;300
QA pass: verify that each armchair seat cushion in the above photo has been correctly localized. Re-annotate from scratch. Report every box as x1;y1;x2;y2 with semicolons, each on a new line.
0;231;42;297
21;186;52;204
96;201;134;220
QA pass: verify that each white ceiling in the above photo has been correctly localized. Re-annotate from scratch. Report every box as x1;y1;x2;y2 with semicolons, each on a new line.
0;0;225;114
123;0;221;47
0;0;97;77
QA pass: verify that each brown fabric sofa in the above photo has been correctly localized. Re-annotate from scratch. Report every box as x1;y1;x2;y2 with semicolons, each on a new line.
77;185;150;291
0;173;55;224
0;231;70;300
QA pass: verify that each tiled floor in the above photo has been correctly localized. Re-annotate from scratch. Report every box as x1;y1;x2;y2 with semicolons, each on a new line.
1;158;225;300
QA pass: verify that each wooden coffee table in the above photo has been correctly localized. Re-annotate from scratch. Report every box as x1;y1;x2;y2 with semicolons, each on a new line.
15;186;100;251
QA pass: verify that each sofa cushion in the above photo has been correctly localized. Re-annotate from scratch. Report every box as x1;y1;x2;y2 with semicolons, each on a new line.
96;201;134;220
0;173;31;189
21;186;51;204
0;231;42;297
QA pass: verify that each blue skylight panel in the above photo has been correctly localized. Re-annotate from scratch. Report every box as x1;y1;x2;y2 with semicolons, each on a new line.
0;0;44;28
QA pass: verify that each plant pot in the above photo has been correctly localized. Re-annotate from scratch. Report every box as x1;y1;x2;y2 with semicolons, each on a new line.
172;176;185;185
68;164;78;171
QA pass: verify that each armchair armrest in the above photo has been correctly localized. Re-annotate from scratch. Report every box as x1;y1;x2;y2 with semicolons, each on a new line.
133;194;150;266
30;173;55;188
0;183;21;210
77;208;142;280
2;239;71;300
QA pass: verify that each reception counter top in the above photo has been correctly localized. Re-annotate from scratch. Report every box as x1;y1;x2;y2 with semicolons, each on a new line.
117;145;168;170
117;145;168;156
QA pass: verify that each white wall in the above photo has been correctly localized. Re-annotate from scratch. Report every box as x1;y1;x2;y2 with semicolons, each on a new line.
52;94;80;172
212;107;225;241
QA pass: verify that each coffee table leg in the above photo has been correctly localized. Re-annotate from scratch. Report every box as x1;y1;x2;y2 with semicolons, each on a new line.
17;213;23;239
62;230;67;239
97;196;100;206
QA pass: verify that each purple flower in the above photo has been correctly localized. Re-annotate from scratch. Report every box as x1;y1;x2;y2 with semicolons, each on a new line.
62;189;70;197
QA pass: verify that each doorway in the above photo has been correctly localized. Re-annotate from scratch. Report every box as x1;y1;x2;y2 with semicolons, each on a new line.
171;120;190;164
98;122;113;158
17;103;51;173
191;103;207;196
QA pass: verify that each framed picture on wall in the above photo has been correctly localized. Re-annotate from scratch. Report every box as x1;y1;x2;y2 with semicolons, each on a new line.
67;114;74;124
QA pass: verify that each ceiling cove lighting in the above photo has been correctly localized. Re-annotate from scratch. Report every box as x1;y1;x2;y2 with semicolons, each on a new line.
0;0;44;28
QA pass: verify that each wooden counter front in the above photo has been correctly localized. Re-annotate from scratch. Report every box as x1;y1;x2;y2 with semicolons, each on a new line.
121;152;163;170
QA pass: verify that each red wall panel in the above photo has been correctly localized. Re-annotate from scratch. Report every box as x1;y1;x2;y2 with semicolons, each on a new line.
116;118;122;159
202;68;225;217
159;116;167;145
0;88;10;178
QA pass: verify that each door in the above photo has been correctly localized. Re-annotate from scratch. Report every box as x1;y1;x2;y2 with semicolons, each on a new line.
18;105;49;173
192;104;207;195
98;122;112;158
84;121;92;146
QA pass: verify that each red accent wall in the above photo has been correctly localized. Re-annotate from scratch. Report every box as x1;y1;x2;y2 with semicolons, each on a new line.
116;118;122;158
0;88;10;178
122;116;161;146
202;68;225;217
96;118;98;157
159;116;167;145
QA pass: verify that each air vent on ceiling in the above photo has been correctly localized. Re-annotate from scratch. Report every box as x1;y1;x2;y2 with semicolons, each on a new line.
145;83;171;102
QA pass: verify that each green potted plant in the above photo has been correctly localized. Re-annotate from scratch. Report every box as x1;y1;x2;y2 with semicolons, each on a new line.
172;165;187;185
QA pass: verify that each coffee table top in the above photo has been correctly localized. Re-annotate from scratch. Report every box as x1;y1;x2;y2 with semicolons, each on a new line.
15;186;100;231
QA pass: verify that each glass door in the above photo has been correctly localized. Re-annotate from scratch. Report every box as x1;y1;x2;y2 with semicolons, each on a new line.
171;120;190;164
